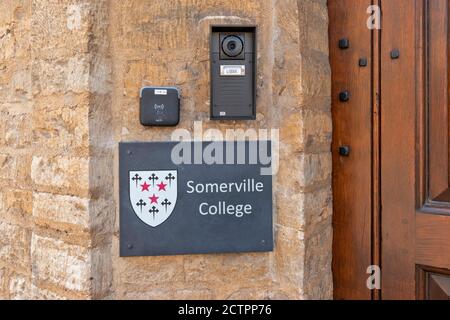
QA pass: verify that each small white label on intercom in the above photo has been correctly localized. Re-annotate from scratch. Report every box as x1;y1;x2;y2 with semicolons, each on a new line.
220;65;245;76
154;89;168;95
220;111;226;116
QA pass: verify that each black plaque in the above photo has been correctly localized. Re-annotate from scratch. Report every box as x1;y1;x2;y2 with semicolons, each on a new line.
119;141;273;256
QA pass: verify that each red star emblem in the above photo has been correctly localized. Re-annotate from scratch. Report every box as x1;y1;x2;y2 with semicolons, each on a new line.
149;194;159;204
140;182;150;192
157;181;167;191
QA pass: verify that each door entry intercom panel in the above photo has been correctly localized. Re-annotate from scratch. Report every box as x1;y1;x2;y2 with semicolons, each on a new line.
210;26;256;120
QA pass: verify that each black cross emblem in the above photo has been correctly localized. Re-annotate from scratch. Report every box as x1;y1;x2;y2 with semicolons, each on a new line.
165;173;175;186
149;173;159;186
132;174;142;187
136;199;146;212
161;199;171;212
149;206;159;220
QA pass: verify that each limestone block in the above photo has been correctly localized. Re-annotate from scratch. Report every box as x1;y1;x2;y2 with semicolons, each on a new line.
121;288;174;300
31;94;90;155
0;24;15;60
275;191;304;231
9;275;31;300
276;156;302;193
90;245;113;299
31;234;91;293
31;0;90;59
31;156;89;197
5;188;33;217
66;57;90;93
300;53;331;99
176;288;214;300
273;225;305;288
118;255;185;286
304;0;329;55
280;112;303;153
32;56;90;95
226;287;271;300
0;267;8;295
184;253;272;285
303;220;333;299
299;109;332;153
302;187;333;230
30;284;68;300
299;152;332;189
32;192;90;228
0;153;17;180
4;114;32;149
15;154;32;189
0;222;30;270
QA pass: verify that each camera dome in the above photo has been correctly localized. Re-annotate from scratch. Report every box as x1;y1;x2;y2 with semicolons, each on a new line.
222;35;244;57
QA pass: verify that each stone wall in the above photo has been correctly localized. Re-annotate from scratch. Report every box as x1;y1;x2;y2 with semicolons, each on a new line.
0;0;332;300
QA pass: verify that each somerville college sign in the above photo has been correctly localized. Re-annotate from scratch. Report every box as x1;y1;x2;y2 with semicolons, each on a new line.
187;179;265;218
119;141;273;256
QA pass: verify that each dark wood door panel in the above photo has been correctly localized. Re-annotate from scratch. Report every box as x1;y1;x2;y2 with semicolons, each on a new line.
380;0;418;300
415;0;450;299
416;214;450;270
329;0;373;300
417;266;450;300
427;0;450;204
428;274;450;300
382;0;450;299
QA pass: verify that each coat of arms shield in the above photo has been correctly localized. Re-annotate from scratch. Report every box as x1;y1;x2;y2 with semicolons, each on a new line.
129;170;177;227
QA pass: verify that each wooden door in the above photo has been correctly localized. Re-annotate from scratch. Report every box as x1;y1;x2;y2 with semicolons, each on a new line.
330;0;450;300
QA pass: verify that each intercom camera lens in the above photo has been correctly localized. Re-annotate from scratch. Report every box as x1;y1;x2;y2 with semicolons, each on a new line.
222;35;244;57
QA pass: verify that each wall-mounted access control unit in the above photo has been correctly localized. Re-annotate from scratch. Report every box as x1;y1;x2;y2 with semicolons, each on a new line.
140;86;180;126
210;26;256;120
